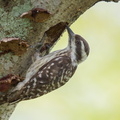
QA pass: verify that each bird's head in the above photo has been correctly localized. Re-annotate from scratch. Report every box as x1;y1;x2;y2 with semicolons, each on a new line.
66;25;90;63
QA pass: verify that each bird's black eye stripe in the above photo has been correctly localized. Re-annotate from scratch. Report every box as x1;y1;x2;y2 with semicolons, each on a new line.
76;40;81;45
75;35;90;56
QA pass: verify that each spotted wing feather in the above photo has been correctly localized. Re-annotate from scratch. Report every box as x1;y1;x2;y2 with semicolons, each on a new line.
9;56;77;102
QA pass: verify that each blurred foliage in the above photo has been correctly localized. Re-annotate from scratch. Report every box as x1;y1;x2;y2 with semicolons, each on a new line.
10;2;120;120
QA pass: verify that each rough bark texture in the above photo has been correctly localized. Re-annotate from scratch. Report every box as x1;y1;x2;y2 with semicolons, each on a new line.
0;0;119;119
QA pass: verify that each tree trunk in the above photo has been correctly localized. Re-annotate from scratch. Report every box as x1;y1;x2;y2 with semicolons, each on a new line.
0;0;119;120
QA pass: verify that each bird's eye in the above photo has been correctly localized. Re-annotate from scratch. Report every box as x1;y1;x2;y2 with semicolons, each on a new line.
76;40;80;45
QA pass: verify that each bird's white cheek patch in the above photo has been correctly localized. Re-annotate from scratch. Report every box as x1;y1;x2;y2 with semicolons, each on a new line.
80;41;87;61
70;40;77;66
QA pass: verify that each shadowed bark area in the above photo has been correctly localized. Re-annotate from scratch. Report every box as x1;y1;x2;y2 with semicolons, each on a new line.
0;0;119;119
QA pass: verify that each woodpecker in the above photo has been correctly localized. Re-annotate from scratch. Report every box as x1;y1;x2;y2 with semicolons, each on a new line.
9;26;90;102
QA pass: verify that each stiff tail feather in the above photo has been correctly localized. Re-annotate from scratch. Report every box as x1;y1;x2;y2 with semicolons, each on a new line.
0;103;17;120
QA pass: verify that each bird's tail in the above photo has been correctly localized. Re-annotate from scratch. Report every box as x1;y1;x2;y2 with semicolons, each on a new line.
0;103;17;120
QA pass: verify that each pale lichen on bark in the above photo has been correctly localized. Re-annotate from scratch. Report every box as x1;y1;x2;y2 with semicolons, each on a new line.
0;1;32;40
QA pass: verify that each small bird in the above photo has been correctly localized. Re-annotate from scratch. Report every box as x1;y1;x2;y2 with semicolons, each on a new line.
9;25;90;102
0;25;90;120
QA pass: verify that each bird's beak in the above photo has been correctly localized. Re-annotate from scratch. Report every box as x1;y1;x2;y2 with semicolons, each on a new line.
66;25;75;39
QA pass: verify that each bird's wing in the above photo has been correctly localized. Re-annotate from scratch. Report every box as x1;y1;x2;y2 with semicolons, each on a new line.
22;55;77;98
0;103;17;120
9;55;76;102
26;50;64;80
34;55;74;84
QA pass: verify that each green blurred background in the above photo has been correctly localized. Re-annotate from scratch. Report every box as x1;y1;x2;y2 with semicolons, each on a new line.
10;2;120;120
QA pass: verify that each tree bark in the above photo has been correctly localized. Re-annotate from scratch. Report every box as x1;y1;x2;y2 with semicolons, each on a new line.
0;0;119;119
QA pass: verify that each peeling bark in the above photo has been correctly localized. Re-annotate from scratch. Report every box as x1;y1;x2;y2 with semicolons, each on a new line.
20;8;51;22
0;38;29;56
0;0;119;119
0;74;23;92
